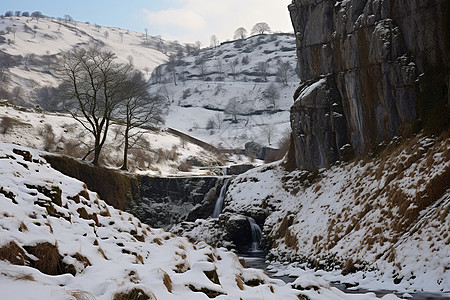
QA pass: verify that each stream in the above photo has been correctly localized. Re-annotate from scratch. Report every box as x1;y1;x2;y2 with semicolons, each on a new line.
238;252;450;300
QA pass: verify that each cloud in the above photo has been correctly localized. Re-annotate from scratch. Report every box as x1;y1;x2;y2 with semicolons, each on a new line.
143;8;206;30
142;0;293;45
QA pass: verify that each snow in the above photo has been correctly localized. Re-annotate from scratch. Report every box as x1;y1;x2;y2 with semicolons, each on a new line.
0;141;400;299
190;134;449;297
0;16;177;106
147;33;298;149
0;103;226;176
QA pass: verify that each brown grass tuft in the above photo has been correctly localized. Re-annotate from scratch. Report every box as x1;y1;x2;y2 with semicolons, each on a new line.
162;270;173;293
235;275;244;290
26;242;63;275
97;247;108;260
0;241;27;265
113;288;154;300
74;252;91;269
18;222;28;232
204;269;220;285
67;290;96;300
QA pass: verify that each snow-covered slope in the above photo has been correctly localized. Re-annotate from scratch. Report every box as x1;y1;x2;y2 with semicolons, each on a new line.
0;142;400;300
0;103;223;176
177;133;450;295
148;33;298;149
0;15;181;105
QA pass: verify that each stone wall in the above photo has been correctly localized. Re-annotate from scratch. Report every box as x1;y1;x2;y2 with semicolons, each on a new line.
288;0;449;170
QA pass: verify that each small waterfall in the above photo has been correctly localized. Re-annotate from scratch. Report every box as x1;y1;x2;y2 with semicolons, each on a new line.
247;217;262;252
212;178;230;218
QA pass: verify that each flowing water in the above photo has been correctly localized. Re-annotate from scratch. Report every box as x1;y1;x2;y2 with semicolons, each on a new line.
212;178;230;218
239;252;450;299
247;216;263;252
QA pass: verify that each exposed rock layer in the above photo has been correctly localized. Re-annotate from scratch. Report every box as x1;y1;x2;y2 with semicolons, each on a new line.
289;0;449;170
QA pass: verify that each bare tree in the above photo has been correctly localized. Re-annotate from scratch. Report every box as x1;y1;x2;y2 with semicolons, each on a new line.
12;86;22;103
263;83;280;109
215;113;223;129
144;28;148;42
64;15;73;22
119;32;124;42
210;35;219;48
104;30;109;39
166;54;178;86
233;27;248;40
261;124;276;145
257;61;270;82
251;22;271;35
56;46;132;165
195;56;208;81
229;58;239;80
276;60;292;86
31;11;43;22
15;11;21;17
195;40;201;51
34;86;60;111
117;72;164;170
10;27;16;39
215;59;224;80
225;97;241;123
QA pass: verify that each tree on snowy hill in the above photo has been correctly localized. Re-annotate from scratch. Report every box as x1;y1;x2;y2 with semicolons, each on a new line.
225;97;242;123
263;83;280;109
251;22;271;35
276;60;292;86
234;27;248;40
56;46;132;166
116;71;164;170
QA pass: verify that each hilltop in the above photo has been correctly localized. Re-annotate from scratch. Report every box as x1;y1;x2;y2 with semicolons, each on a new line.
0;15;181;106
148;33;298;149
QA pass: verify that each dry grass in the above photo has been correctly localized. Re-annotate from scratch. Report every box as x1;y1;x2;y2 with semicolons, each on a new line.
18;221;28;232
0;241;27;265
113;288;154;300
162;270;172;292
97;247;108;260
235;275;244;290
67;290;96;300
204;268;220;285
26;242;62;275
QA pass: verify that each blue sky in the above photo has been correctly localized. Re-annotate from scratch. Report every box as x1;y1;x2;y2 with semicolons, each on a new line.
0;0;293;45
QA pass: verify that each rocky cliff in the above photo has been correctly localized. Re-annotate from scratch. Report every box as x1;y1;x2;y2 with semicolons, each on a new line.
288;0;449;170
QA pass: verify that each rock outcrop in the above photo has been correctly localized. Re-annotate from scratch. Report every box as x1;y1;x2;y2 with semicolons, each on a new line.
288;0;449;170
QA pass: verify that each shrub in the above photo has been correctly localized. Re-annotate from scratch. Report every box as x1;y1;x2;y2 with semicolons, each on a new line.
39;123;55;151
0;116;14;134
178;161;192;172
182;88;191;99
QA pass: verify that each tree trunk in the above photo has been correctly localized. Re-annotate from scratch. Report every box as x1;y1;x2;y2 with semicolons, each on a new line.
121;127;129;170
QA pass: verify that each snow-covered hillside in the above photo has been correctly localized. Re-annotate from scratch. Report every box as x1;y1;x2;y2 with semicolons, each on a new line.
176;133;450;296
0;15;181;105
148;33;298;149
0;142;402;299
0;102;225;176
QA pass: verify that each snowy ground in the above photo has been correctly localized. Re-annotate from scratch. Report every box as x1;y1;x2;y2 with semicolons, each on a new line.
0;103;229;176
0;141;401;299
177;133;450;297
0;15;179;105
227;134;449;294
148;33;299;149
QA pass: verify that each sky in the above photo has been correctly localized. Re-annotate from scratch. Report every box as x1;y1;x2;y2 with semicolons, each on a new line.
1;0;294;46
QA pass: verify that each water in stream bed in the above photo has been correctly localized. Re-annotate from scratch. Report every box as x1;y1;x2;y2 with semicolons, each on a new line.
238;254;450;300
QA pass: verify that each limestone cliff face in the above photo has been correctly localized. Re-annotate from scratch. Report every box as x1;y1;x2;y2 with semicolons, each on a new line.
288;0;449;170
